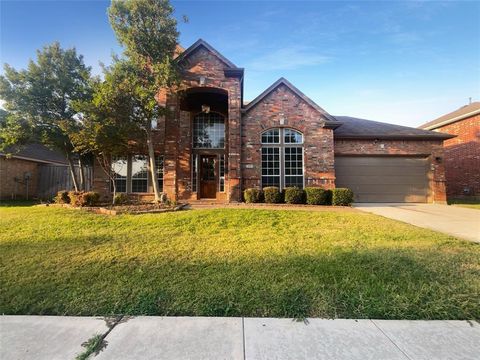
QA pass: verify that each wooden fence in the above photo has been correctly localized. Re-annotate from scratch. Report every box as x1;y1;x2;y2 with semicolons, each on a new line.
37;165;92;199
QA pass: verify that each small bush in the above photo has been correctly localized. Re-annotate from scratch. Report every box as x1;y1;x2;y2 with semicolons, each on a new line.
305;187;332;205
54;190;70;204
68;191;82;207
332;188;354;206
83;192;100;206
244;188;263;203
114;193;129;205
284;187;305;204
263;187;283;204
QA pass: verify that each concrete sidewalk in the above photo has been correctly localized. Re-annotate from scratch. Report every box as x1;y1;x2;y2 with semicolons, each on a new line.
1;316;479;360
355;203;480;243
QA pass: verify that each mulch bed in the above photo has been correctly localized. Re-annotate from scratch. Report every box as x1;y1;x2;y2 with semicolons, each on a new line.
43;203;188;215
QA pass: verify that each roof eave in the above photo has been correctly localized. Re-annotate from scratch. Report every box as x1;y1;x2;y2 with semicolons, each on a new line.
334;134;456;141
419;108;480;130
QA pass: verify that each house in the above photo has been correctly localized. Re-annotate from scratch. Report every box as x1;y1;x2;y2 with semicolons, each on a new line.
419;102;480;200
93;39;453;203
0;143;67;200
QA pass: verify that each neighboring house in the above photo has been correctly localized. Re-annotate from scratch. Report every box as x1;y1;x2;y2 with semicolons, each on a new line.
0;143;67;200
93;39;453;203
419;102;480;200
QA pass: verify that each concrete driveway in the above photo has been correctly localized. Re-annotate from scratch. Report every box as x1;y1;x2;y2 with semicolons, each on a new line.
354;203;480;242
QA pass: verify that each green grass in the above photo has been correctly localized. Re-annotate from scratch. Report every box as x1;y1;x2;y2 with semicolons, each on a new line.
1;204;479;319
448;199;480;210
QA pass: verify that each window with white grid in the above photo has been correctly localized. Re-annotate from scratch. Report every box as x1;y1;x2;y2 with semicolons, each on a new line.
261;128;304;189
111;156;128;193
155;155;164;192
131;155;148;193
193;112;225;148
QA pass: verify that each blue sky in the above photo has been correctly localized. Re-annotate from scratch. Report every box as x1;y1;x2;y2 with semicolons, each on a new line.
1;0;479;127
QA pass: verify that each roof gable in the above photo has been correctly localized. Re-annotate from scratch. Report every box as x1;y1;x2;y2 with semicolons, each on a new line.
176;39;239;69
243;77;336;122
419;102;480;130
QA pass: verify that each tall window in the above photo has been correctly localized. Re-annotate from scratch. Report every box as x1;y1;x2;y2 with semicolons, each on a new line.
155;155;164;192
219;154;225;192
193;112;225;148
192;154;198;192
261;128;304;189
111;156;128;193
131;155;148;193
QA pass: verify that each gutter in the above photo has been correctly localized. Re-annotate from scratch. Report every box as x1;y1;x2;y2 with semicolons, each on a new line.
421;108;480;130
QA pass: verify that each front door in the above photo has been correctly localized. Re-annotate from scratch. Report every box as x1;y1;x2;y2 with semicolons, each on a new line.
200;155;217;199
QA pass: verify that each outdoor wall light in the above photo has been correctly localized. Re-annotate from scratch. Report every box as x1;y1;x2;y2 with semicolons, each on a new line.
199;76;206;86
435;156;442;163
201;104;210;113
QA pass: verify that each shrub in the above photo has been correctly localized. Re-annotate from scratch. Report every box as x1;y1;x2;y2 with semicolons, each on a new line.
54;190;70;204
68;191;82;207
83;192;100;206
244;188;263;203
114;193;129;205
263;187;283;204
332;188;354;206
284;187;305;204
305;187;332;205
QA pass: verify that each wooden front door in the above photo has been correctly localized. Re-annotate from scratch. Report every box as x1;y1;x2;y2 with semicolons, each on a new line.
200;155;217;199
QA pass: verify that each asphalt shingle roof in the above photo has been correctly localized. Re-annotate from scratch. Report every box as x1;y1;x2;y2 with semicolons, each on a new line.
334;116;455;140
1;143;68;164
419;102;480;130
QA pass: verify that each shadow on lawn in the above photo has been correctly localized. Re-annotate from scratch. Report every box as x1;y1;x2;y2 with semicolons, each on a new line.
1;243;479;320
0;200;38;207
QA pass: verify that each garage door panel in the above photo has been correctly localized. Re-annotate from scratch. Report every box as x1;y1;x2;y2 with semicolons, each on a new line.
335;166;427;177
336;175;428;185
335;156;429;203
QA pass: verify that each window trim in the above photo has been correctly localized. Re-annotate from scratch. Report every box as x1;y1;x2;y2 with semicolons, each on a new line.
110;154;165;194
261;128;305;189
192;111;226;149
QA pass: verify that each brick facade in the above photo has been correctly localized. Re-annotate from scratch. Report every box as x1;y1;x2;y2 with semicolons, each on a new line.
433;115;480;198
0;157;38;200
91;39;449;204
242;84;335;190
334;139;447;203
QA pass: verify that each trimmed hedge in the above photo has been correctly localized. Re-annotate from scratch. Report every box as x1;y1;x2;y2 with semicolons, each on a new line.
68;191;100;207
305;187;331;205
263;187;283;204
83;192;100;206
114;193;129;205
54;190;70;204
332;188;354;206
284;187;305;204
244;188;263;203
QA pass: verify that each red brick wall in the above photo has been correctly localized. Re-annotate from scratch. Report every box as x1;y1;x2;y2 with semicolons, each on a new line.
433;115;480;198
241;84;335;190
164;45;242;202
0;157;39;200
334;139;447;203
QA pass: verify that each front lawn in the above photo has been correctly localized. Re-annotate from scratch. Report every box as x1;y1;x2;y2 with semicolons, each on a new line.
448;199;480;210
1;204;479;319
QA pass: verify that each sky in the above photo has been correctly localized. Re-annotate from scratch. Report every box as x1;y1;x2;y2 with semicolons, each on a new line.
1;0;479;127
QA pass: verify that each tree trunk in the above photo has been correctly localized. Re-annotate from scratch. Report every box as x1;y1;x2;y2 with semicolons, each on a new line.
66;151;79;192
147;131;161;202
78;156;85;191
97;155;116;205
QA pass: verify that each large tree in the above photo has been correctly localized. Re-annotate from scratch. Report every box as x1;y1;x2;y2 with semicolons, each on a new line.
71;78;134;203
107;0;180;202
0;42;93;191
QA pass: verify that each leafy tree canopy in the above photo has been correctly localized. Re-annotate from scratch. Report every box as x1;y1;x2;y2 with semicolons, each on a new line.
0;42;93;153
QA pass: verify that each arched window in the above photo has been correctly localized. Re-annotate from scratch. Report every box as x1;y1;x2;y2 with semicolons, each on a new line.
261;128;304;188
193;112;225;149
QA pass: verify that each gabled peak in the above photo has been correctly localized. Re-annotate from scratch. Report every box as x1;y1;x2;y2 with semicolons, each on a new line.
176;39;239;69
244;77;336;122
